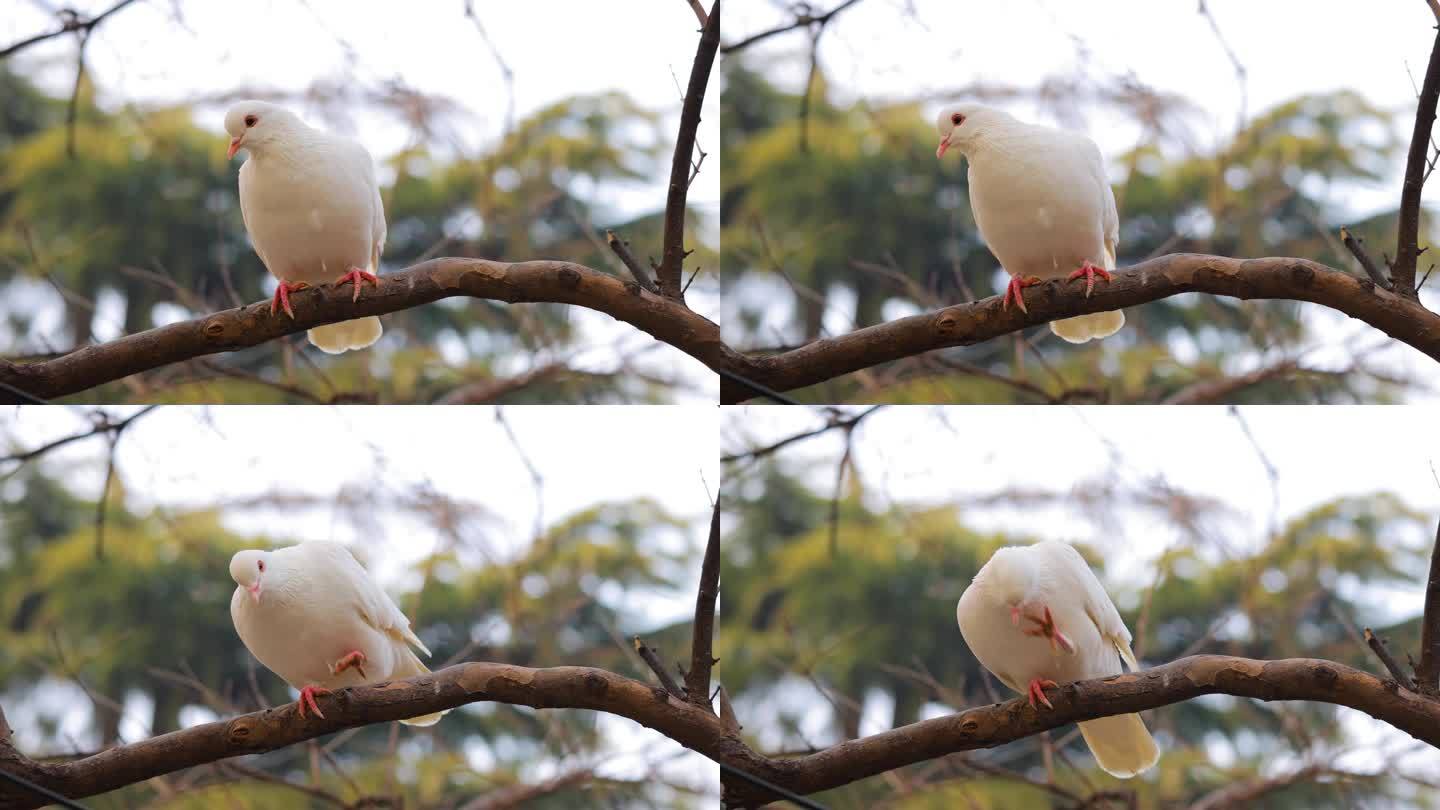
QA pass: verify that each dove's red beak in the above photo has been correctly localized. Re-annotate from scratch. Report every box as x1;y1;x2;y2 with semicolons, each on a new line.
936;135;951;160
1010;605;1021;626
246;582;261;603
227;136;244;160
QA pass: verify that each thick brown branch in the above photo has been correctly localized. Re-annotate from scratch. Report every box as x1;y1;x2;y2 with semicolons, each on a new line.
686;499;721;710
657;0;719;302
0;662;728;810
0;258;721;402
718;655;1440;805
719;253;1440;403
1395;27;1440;296
1417;518;1440;694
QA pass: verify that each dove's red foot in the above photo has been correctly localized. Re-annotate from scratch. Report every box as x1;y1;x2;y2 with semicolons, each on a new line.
1026;678;1060;710
296;684;331;719
1066;261;1113;298
331;649;368;680
269;281;309;319
1002;275;1042;313
336;268;379;303
1022;605;1077;654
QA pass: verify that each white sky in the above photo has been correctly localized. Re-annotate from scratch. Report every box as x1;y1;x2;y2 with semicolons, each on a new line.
3;1;720;402
0;404;721;799
728;0;1436;219
723;404;1440;778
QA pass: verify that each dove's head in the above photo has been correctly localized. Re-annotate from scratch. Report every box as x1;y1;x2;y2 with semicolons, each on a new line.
935;104;1016;160
230;549;276;604
974;545;1041;625
223;101;305;160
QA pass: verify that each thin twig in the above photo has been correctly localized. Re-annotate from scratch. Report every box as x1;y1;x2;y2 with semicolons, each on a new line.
685;499;721;711
1365;628;1417;689
1339;226;1393;290
656;0;719;302
605;230;660;293
633;637;685;699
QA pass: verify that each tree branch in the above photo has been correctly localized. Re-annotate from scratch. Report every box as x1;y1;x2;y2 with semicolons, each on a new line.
0;258;721;402
657;0;719;303
1339;226;1393;290
718;655;1440;806
720;0;864;54
719;253;1440;403
1394;26;1440;296
685;498;721;710
0;0;140;61
1417;517;1440;694
1364;627;1416;689
0;663;729;810
605;229;660;294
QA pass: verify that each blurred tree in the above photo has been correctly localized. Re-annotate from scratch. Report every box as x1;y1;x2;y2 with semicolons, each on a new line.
721;57;1425;403
719;459;1435;809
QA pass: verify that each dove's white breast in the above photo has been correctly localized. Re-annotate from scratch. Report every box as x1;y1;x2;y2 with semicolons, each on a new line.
231;558;409;690
238;138;379;287
967;128;1112;281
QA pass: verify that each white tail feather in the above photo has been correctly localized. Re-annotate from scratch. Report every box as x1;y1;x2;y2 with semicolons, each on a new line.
394;649;449;727
1050;310;1124;344
307;317;382;354
1078;713;1159;778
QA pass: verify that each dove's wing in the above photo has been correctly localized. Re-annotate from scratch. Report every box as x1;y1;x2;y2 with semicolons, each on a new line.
1091;142;1120;271
1040;541;1138;670
236;160;274;273
310;542;430;656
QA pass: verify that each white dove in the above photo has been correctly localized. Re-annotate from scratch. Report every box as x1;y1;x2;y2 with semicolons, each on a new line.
224;101;386;354
229;541;446;726
957;540;1159;778
936;104;1125;343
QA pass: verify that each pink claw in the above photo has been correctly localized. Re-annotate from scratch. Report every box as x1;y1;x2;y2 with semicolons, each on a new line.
297;684;331;720
1021;605;1077;655
336;268;380;303
1026;678;1060;710
1002;275;1042;314
331;649;368;680
1066;261;1113;298
269;281;309;319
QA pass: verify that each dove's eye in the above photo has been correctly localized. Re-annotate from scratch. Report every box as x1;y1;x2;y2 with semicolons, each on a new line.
951;113;965;126
244;115;258;127
257;560;265;572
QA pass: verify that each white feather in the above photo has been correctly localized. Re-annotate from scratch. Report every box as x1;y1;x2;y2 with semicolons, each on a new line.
228;101;385;354
229;541;447;727
937;105;1125;343
957;540;1158;778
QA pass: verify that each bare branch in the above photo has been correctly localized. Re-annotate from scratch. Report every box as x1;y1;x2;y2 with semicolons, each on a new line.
0;258;721;402
1417;517;1440;694
1394;27;1440;295
721;0;864;54
605;230;660;294
0;0;140;61
717;655;1440;805
719;253;1440;403
1365;628;1417;689
657;0;720;302
633;637;685;699
686;499;721;710
0;663;726;810
1339;226;1393;290
684;0;709;27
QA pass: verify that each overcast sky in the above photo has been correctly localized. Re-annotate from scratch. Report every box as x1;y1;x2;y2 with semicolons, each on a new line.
1;404;720;796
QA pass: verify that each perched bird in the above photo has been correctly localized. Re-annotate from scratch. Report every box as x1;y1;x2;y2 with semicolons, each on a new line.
935;104;1124;343
229;541;446;726
224;101;386;354
956;540;1159;778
